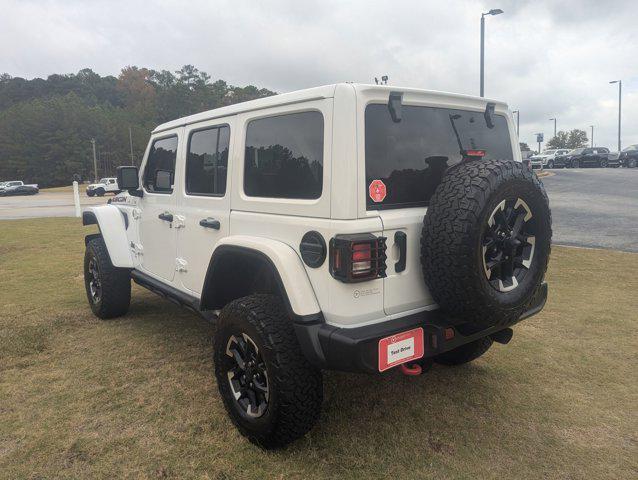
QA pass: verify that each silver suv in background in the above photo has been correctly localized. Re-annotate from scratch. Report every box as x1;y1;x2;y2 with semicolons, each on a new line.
529;149;570;169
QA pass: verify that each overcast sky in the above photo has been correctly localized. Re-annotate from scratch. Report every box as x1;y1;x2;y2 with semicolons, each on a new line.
1;0;636;150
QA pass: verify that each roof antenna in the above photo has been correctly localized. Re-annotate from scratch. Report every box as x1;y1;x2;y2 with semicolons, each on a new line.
374;77;379;85
374;76;389;85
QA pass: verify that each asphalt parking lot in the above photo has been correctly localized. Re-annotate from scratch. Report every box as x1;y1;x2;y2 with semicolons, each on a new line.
541;167;638;252
0;190;107;220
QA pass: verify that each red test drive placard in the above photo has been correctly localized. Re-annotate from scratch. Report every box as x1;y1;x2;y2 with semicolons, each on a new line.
378;327;424;372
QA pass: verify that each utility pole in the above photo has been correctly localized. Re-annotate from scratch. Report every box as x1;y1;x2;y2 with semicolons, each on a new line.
590;125;594;147
609;80;622;151
480;9;504;97
513;110;520;137
129;126;135;165
90;138;98;182
549;118;556;137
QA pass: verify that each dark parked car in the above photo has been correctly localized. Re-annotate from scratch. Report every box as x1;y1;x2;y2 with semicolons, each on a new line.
558;147;617;168
0;180;39;196
619;144;638;168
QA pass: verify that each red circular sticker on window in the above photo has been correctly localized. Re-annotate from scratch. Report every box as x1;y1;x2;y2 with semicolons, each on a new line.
369;179;387;203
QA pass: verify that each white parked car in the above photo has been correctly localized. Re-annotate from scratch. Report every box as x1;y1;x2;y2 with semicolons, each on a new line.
82;83;552;448
529;149;570;169
86;177;119;197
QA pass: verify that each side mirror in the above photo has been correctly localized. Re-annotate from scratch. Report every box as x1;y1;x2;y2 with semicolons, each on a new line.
154;169;173;192
116;166;142;197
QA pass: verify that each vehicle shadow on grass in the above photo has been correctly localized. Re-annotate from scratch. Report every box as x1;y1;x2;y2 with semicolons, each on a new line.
125;290;515;457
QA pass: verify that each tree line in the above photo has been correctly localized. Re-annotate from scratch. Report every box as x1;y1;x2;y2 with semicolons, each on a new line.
0;66;275;187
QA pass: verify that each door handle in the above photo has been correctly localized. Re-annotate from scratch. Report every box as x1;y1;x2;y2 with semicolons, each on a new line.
199;217;221;230
394;231;407;273
158;212;173;222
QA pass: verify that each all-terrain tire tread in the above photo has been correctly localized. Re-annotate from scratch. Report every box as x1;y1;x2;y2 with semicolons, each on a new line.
421;159;552;326
214;294;323;449
85;236;131;319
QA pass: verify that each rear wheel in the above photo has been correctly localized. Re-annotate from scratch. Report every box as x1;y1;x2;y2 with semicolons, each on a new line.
627;158;637;168
547;160;554;169
572;158;580;168
434;337;493;366
214;294;323;449
600;158;609;168
84;237;131;319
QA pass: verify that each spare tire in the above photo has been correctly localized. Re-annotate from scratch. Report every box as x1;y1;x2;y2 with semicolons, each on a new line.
420;159;551;327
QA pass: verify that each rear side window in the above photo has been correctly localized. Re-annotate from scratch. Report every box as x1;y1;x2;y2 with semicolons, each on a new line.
365;104;513;209
144;136;178;194
244;111;324;199
186;125;230;196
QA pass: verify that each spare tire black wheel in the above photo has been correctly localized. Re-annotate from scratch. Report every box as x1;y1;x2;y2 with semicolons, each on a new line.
421;159;552;327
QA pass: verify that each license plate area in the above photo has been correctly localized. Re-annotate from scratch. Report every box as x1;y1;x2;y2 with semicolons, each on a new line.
378;327;424;372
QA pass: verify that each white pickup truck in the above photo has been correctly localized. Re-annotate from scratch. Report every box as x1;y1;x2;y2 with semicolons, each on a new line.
0;180;39;196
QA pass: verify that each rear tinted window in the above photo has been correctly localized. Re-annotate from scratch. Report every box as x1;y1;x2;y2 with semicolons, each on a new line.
244;111;324;199
365;104;513;209
186;125;230;196
143;136;178;194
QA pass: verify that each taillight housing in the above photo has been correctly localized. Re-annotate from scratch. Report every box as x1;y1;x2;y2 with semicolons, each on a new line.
329;234;387;283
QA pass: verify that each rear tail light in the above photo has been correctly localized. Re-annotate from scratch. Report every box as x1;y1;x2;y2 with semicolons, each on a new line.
330;234;387;282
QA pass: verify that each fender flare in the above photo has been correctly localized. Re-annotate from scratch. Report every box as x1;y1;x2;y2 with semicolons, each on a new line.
200;235;321;322
82;205;133;268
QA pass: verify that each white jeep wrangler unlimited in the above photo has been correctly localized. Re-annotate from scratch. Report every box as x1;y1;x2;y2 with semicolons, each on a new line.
82;84;551;448
86;177;119;197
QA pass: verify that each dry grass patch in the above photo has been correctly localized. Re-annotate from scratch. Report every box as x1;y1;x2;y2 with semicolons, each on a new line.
1;218;637;479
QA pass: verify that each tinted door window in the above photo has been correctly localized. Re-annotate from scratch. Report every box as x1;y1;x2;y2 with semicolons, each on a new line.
365;104;513;209
186;126;230;196
143;136;178;194
244;111;324;199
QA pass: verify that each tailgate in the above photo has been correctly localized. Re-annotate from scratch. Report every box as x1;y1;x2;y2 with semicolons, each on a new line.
379;207;436;315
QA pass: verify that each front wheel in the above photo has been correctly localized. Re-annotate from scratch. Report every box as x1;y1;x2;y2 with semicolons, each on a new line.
84;237;131;319
547;160;554;169
627;158;637;168
96;188;105;197
600;159;608;168
572;159;580;168
214;294;323;449
87;190;95;197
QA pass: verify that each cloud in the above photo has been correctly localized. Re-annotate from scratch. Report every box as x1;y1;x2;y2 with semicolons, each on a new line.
1;0;636;149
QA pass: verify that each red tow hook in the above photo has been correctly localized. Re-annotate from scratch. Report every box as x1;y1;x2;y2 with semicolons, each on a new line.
399;362;422;376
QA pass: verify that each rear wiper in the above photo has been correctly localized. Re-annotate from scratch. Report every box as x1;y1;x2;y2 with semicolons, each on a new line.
449;113;486;160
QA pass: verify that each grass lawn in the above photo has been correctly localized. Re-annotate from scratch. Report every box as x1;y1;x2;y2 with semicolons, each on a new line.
1;218;636;479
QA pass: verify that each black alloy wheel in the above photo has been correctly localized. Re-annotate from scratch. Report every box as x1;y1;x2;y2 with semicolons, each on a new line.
482;198;536;293
87;257;102;304
225;333;269;418
601;158;608;168
572;158;580;168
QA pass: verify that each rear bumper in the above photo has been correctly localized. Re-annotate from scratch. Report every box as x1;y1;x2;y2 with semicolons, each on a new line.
295;282;548;373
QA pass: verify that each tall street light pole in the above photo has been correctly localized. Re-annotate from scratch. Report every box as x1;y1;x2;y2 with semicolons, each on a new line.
549;118;556;137
480;8;504;97
513;110;520;137
90;138;98;183
590;125;594;148
609;80;622;151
